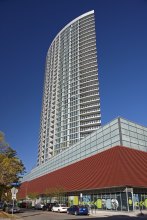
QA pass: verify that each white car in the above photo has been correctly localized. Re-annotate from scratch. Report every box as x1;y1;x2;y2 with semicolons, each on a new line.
35;203;44;209
52;204;68;212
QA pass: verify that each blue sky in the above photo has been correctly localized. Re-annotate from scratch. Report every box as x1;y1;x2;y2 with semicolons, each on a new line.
0;0;147;172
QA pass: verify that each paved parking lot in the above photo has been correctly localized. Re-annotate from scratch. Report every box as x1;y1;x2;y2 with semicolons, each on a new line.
15;209;92;220
14;208;147;220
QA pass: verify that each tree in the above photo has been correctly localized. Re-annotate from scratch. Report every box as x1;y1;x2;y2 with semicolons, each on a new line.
44;188;55;203
0;131;25;200
27;192;39;207
44;187;65;203
28;192;39;200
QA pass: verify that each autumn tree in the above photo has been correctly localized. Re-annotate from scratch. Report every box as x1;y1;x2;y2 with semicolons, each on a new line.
27;192;39;207
0;131;25;200
44;187;65;203
44;188;55;203
28;192;39;200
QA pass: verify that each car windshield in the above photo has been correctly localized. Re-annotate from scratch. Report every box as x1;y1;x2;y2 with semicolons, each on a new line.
60;204;67;207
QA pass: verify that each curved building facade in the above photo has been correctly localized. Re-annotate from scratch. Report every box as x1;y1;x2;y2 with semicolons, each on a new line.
38;11;101;165
19;11;147;213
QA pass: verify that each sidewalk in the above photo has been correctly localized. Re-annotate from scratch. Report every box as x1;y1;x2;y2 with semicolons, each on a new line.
0;211;23;220
89;209;147;218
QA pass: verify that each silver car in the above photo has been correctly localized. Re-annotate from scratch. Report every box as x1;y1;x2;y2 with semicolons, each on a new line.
4;204;20;213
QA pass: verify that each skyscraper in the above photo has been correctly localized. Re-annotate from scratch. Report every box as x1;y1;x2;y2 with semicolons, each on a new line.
37;10;101;166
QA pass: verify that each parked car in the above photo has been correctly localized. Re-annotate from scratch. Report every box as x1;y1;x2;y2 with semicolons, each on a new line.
3;204;20;213
67;205;88;215
42;202;57;211
18;202;27;208
52;204;68;212
0;202;4;210
34;203;44;210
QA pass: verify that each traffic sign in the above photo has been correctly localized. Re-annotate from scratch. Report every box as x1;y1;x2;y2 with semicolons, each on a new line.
11;187;18;199
11;182;20;186
12;195;16;199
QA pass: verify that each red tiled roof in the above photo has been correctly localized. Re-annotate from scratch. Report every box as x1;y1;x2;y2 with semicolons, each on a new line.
18;146;147;199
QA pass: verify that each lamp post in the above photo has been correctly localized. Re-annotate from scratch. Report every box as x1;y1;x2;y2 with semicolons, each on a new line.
80;193;83;205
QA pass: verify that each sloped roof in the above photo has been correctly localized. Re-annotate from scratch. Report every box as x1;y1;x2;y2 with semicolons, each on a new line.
18;146;147;199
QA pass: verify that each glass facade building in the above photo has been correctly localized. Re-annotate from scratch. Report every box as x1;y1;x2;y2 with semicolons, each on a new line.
23;117;147;182
19;12;147;212
38;10;101;166
21;117;147;212
66;190;147;212
39;189;147;212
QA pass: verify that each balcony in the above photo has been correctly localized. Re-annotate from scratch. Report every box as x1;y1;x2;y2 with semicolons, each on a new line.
80;89;98;97
79;44;96;53
79;36;95;48
79;33;95;43
81;96;99;104
80;126;100;132
80;75;98;84
80;83;98;91
79;26;95;36
80;120;101;127
79;16;94;24
80;93;98;99
80;114;101;121
80;86;98;94
79;54;97;63
79;38;96;48
79;27;95;37
79;46;96;56
79;50;96;59
79;59;97;68
80;69;98;78
79;21;94;31
80;67;98;77
80;108;100;116
80;103;100;110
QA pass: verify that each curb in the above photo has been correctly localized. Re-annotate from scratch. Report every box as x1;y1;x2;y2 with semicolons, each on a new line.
89;210;147;218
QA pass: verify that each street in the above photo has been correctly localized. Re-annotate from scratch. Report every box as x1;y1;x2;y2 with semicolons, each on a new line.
16;209;93;220
15;209;147;220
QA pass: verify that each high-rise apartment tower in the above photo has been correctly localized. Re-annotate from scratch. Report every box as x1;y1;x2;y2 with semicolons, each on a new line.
37;10;101;165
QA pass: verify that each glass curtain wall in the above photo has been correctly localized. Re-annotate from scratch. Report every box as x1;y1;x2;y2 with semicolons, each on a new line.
72;191;147;212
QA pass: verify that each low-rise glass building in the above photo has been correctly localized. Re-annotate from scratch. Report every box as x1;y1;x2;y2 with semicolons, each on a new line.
19;117;147;212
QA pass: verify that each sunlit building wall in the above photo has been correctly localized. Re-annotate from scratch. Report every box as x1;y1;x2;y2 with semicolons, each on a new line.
37;10;101;165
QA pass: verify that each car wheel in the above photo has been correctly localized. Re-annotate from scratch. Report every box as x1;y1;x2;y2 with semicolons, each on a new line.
75;211;78;216
51;209;54;212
